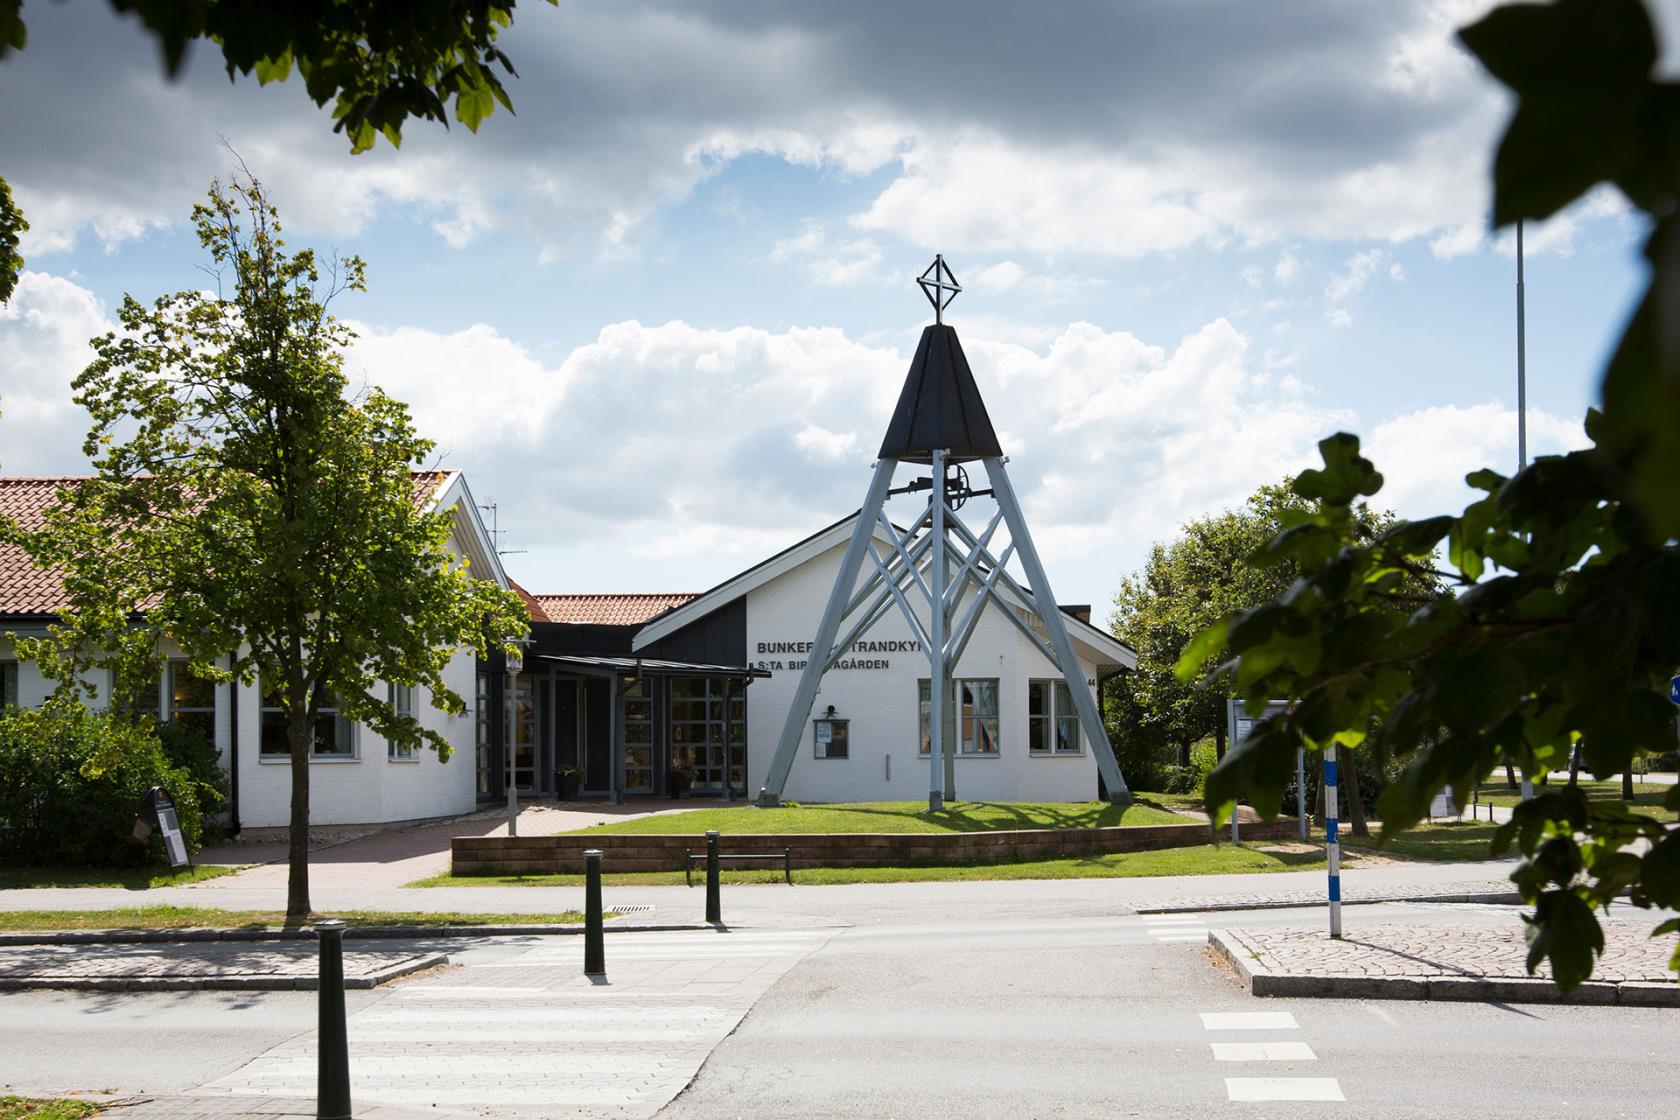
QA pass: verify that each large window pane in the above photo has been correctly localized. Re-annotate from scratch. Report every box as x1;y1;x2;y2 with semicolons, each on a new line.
1054;681;1080;753
0;661;15;708
260;678;353;758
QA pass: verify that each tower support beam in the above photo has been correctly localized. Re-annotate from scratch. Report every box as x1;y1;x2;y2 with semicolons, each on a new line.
758;458;900;806
982;457;1131;803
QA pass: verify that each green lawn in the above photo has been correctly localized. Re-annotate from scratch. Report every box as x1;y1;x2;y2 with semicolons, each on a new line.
561;798;1192;837
0;906;588;932
0;864;243;890
0;1098;100;1120
1471;778;1671;811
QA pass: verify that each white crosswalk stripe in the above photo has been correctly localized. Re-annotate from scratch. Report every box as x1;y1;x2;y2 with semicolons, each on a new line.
1211;1041;1317;1062
1226;1077;1344;1101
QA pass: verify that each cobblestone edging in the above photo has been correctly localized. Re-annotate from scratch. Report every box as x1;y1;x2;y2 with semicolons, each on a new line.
1208;926;1680;1007
0;949;448;992
0;918;704;947
1133;881;1521;913
453;816;1302;874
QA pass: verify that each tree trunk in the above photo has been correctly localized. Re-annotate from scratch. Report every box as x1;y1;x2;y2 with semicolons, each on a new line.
1504;762;1518;790
1568;743;1582;787
1343;750;1369;837
286;708;313;919
1623;770;1635;801
1214;720;1226;763
1178;741;1191;767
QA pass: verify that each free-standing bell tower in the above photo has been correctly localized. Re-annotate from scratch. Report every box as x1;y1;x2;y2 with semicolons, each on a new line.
758;256;1132;811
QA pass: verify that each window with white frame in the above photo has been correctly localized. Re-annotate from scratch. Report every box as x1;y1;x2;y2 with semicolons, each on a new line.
0;660;17;708
918;678;1000;755
387;683;417;761
259;678;355;758
165;660;217;744
1028;680;1082;754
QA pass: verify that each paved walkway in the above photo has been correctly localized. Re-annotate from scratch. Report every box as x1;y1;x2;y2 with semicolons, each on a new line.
110;927;836;1118
0;940;443;991
197;799;731;894
1212;913;1680;1005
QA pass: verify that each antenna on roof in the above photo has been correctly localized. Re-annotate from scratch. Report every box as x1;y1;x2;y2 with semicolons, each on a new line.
476;501;528;557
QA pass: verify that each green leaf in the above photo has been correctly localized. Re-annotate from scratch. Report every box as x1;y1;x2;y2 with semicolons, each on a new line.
1641;833;1680;909
1174;618;1229;682
1523;889;1605;990
455;84;495;131
1294;434;1383;506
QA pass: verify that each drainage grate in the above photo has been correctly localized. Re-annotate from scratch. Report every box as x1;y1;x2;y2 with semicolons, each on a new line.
610;904;655;915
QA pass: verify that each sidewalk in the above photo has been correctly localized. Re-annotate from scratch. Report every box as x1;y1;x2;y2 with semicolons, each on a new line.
195;799;730;894
1210;910;1680;1006
0;940;444;991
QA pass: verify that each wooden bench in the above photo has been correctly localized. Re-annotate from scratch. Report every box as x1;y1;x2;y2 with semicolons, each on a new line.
684;847;793;886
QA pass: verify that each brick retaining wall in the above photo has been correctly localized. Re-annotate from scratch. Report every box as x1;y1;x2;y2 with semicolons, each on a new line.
451;816;1301;875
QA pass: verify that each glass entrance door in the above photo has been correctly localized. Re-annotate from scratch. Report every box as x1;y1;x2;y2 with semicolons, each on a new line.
670;678;742;794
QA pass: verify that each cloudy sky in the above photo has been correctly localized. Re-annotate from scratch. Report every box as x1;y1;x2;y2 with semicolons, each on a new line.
0;0;1667;611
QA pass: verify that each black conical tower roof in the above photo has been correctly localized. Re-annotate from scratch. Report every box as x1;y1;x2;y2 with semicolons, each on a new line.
877;324;1003;464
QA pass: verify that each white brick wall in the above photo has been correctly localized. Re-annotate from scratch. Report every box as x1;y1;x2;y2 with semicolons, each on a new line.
745;540;1104;804
0;635;479;830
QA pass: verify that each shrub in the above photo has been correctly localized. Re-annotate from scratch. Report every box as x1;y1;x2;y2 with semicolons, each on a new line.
155;720;228;839
0;701;207;867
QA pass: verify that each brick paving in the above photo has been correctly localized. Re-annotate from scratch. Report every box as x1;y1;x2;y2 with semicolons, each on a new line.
0;941;444;991
1212;917;1680;1005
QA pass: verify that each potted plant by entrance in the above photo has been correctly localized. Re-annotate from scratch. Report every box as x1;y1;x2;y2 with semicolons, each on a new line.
668;763;697;800
555;766;584;801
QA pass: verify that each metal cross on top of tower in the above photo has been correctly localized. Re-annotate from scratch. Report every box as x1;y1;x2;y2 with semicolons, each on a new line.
917;254;962;323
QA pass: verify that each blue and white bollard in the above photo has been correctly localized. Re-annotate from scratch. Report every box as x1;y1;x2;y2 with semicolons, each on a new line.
1324;744;1343;939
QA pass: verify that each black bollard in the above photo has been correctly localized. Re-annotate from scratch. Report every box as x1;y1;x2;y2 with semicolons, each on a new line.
584;849;605;976
705;829;721;924
315;918;352;1120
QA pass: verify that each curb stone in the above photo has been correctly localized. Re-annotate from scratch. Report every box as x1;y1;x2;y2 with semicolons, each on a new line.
0;920;707;947
1135;888;1521;914
1206;928;1680;1007
0;949;448;992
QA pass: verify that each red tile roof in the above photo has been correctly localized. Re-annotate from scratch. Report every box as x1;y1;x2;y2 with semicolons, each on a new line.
534;593;697;627
0;478;78;615
0;471;462;618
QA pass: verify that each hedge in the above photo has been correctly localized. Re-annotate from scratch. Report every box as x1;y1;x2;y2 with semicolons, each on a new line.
0;702;215;867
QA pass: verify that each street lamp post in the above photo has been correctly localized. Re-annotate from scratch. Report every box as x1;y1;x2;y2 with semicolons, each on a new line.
1517;221;1535;805
506;643;524;838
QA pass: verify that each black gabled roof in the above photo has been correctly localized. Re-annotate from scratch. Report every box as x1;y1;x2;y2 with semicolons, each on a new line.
878;324;1003;464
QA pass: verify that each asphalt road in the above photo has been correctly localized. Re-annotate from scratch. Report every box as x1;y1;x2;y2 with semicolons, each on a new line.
661;903;1678;1120
0;899;1674;1118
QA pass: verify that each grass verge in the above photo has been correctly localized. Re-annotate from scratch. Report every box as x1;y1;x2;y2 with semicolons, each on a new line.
0;906;588;932
0;864;243;890
0;1098;100;1119
560;798;1192;836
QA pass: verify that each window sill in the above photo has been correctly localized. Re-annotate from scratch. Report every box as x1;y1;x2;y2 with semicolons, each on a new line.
921;753;1003;761
1028;750;1087;758
258;755;361;764
387;756;421;764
